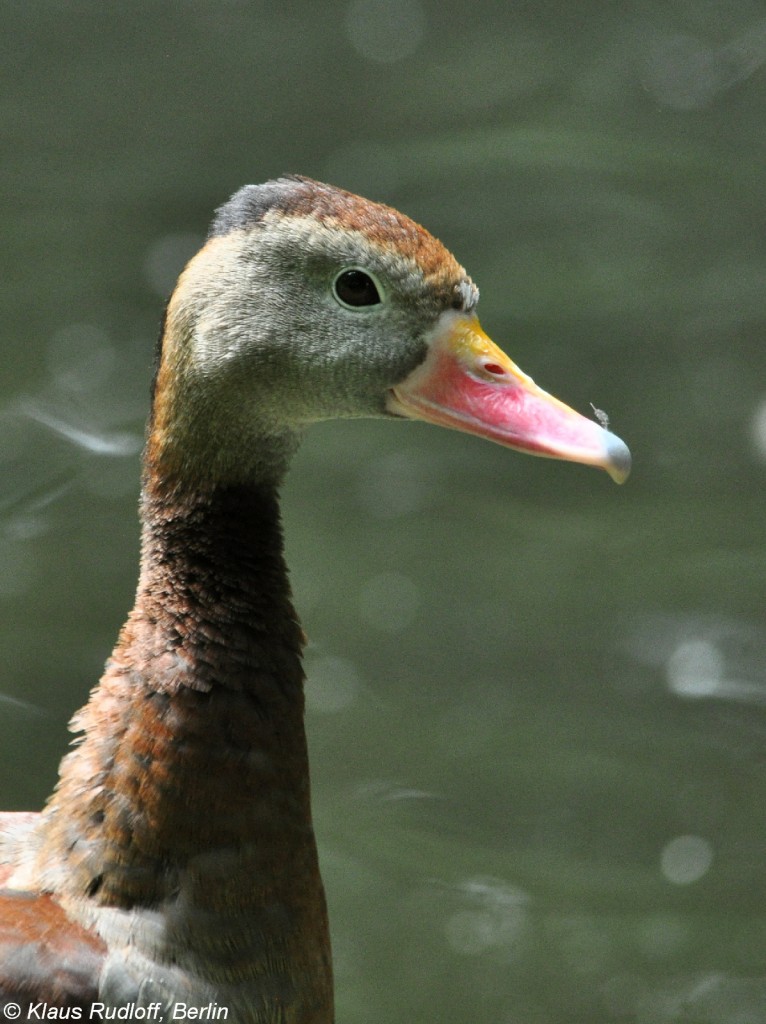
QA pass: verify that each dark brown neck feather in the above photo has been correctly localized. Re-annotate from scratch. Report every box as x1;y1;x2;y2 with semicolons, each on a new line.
135;477;306;701
36;475;332;1012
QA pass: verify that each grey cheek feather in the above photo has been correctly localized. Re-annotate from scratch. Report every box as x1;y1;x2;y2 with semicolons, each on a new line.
177;218;440;435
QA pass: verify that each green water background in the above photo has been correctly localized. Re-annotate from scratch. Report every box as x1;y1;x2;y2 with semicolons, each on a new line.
1;3;765;1021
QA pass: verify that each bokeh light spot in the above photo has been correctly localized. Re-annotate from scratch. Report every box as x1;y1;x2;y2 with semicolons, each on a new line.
666;639;723;698
345;0;425;64
660;835;714;885
357;449;436;518
750;396;766;460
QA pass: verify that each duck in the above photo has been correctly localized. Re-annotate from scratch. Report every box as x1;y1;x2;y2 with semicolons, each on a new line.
0;177;630;1018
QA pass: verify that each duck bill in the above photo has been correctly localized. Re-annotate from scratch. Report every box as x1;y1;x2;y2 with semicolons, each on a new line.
387;315;631;484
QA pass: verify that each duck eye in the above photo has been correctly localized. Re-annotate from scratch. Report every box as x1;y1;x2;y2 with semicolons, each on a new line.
333;269;381;308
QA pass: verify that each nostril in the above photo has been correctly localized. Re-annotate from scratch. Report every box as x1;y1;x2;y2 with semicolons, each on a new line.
483;362;506;377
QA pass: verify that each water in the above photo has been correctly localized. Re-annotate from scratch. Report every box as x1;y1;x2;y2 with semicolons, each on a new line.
1;3;765;1021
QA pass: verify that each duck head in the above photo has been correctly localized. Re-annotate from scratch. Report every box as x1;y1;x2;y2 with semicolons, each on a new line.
149;176;630;487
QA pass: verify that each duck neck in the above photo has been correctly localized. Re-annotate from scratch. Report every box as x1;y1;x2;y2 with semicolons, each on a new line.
134;474;306;705
37;474;332;1006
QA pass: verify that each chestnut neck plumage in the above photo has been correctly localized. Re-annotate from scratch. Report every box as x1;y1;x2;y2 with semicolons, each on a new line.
35;408;333;1016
